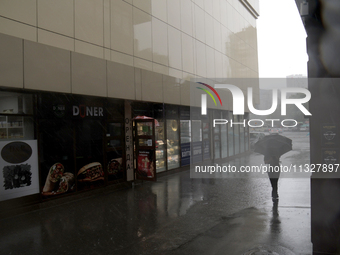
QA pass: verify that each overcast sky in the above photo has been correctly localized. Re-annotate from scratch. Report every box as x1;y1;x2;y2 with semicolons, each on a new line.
256;0;308;79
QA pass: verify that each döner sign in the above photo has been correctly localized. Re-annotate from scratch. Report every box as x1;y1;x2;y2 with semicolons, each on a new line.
73;105;104;118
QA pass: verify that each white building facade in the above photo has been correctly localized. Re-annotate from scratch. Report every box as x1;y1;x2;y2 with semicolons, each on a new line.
0;0;259;204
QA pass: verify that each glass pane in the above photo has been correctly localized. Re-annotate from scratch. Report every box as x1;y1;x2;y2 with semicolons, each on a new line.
202;121;210;160
139;138;153;147
214;126;220;159
107;151;124;181
0;116;35;141
0;92;33;114
0;116;6;139
192;120;202;142
76;120;104;190
107;139;122;148
180;120;191;143
221;121;228;158
155;120;166;172
137;122;153;135
107;123;122;137
240;116;245;153
234;115;240;154
245;119;249;150
228;113;234;156
39;119;75;197
167;119;180;170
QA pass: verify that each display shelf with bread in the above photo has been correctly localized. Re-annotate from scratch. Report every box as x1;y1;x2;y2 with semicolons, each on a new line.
0;116;25;140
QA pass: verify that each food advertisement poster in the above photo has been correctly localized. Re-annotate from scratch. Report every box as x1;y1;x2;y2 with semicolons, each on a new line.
41;162;75;198
0;140;39;202
107;157;124;181
137;150;156;181
77;162;105;190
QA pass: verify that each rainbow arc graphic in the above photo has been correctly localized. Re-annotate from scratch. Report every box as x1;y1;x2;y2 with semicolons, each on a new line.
196;82;222;115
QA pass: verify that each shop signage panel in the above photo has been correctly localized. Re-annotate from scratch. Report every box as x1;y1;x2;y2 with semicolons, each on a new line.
72;105;104;118
137;150;155;180
0;140;39;202
125;101;134;181
39;94;106;119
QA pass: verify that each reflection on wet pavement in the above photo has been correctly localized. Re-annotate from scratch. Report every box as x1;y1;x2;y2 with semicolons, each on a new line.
0;132;311;255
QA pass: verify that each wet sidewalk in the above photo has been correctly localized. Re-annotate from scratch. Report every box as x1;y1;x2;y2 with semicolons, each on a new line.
0;152;311;255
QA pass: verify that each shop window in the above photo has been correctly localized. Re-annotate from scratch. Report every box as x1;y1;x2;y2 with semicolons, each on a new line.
76;120;105;190
180;120;191;143
167;119;180;170
202;120;210;160
0;92;33;115
137;122;153;136
180;120;191;166
154;120;166;173
106;122;124;181
39;119;75;197
0;92;34;141
0;116;35;140
192;120;202;142
192;120;202;163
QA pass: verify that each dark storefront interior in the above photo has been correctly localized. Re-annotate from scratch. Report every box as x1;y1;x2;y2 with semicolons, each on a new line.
0;90;249;207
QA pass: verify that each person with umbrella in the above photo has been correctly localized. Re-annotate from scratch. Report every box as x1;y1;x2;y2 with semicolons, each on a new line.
254;134;292;201
264;154;281;200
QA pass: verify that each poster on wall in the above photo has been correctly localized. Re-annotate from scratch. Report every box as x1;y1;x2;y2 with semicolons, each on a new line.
0;140;39;202
41;163;75;197
137;150;156;181
77;162;105;190
107;157;124;181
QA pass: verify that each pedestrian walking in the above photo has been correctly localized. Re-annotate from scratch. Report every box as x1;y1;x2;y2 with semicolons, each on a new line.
264;155;280;200
254;134;292;201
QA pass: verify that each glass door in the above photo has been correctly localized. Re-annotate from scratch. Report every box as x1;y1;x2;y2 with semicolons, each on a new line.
75;119;105;190
106;122;125;182
134;119;156;181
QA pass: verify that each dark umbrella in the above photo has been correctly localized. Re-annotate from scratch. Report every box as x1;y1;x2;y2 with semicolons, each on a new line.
253;134;292;157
